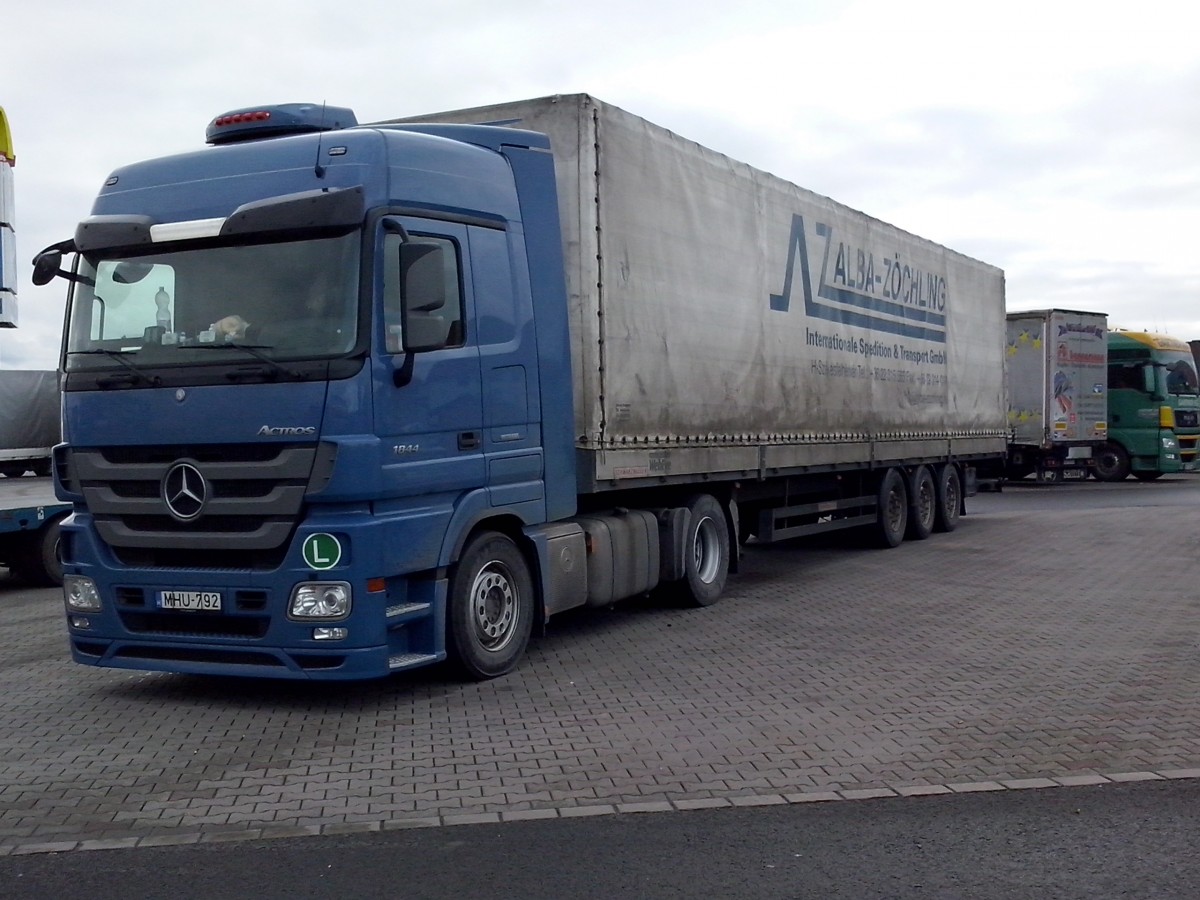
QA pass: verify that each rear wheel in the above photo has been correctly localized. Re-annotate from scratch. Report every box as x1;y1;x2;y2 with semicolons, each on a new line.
934;464;962;533
1093;442;1131;482
677;494;730;607
874;468;908;548
447;531;534;680
906;466;936;541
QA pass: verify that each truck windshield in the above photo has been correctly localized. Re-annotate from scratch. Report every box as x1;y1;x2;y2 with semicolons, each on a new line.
1162;354;1200;396
64;231;360;370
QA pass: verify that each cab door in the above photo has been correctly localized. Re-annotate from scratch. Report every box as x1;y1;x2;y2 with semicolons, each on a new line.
374;217;484;506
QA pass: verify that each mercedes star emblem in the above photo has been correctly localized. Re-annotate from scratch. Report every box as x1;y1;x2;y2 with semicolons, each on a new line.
162;462;207;521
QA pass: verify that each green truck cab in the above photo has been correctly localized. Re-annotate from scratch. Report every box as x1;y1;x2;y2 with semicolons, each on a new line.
1096;330;1200;481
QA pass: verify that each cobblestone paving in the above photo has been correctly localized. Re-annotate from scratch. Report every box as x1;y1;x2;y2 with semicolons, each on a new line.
3;479;1200;853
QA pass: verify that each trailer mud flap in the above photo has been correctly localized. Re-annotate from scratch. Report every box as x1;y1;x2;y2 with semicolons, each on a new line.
963;465;978;497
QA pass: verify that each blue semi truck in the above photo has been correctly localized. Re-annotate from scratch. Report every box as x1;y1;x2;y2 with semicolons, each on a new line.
34;95;1007;680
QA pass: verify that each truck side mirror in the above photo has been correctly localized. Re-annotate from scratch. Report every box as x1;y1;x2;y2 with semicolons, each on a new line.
31;248;63;286
31;239;84;286
398;241;449;353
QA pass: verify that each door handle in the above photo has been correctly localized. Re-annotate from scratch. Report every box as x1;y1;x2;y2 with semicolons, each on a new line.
458;431;481;451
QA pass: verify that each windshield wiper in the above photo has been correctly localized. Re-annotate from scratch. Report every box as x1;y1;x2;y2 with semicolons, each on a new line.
192;342;302;380
68;348;161;387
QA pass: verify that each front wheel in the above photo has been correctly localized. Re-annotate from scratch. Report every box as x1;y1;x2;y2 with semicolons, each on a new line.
12;515;65;586
1093;442;1131;482
447;531;534;680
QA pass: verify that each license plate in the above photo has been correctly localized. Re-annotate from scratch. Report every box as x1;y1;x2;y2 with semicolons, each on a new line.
159;590;222;612
1063;469;1088;480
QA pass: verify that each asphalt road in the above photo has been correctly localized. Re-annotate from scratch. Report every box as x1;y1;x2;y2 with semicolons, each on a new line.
3;779;1199;899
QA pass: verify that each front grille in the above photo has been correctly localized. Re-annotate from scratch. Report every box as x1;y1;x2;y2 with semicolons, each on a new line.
1176;410;1199;428
62;443;335;564
112;545;289;570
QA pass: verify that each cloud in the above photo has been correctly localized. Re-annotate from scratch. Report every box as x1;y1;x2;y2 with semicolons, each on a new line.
4;0;1200;367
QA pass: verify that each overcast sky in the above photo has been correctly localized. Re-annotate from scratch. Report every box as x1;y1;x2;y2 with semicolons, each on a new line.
3;0;1197;369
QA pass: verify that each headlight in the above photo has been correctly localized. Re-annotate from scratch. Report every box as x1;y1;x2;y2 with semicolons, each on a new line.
1162;436;1179;449
289;582;352;620
64;575;102;612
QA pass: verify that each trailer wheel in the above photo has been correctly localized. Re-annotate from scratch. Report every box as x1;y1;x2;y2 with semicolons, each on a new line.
906;466;936;541
677;494;729;607
874;469;908;548
934;464;962;533
1093;442;1130;482
447;531;534;680
12;514;65;587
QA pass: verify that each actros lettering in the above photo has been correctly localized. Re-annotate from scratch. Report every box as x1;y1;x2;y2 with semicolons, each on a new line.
257;425;317;437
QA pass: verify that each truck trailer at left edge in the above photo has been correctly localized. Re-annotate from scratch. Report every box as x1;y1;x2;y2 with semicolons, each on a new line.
0;106;70;585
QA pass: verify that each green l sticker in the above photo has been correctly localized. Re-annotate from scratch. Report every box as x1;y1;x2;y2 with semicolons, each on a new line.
302;533;342;570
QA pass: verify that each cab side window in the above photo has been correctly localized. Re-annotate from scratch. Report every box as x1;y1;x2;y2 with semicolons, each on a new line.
383;231;464;353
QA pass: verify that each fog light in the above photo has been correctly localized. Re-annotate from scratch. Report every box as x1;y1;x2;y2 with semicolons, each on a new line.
64;575;102;612
289;582;351;620
313;627;348;641
70;616;92;629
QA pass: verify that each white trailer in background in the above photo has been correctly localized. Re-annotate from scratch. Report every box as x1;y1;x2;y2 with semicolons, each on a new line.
1005;309;1108;482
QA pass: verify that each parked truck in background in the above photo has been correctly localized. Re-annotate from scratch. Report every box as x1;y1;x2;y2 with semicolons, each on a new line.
0;107;70;585
1004;309;1107;483
0;369;59;477
1097;330;1200;481
1;106;18;326
33;94;1008;680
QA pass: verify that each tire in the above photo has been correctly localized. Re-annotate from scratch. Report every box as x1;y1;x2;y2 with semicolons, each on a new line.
934;464;962;533
1035;467;1063;484
906;466;936;541
447;531;534;680
1093;442;1131;482
677;494;730;607
12;515;65;587
874;468;908;548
